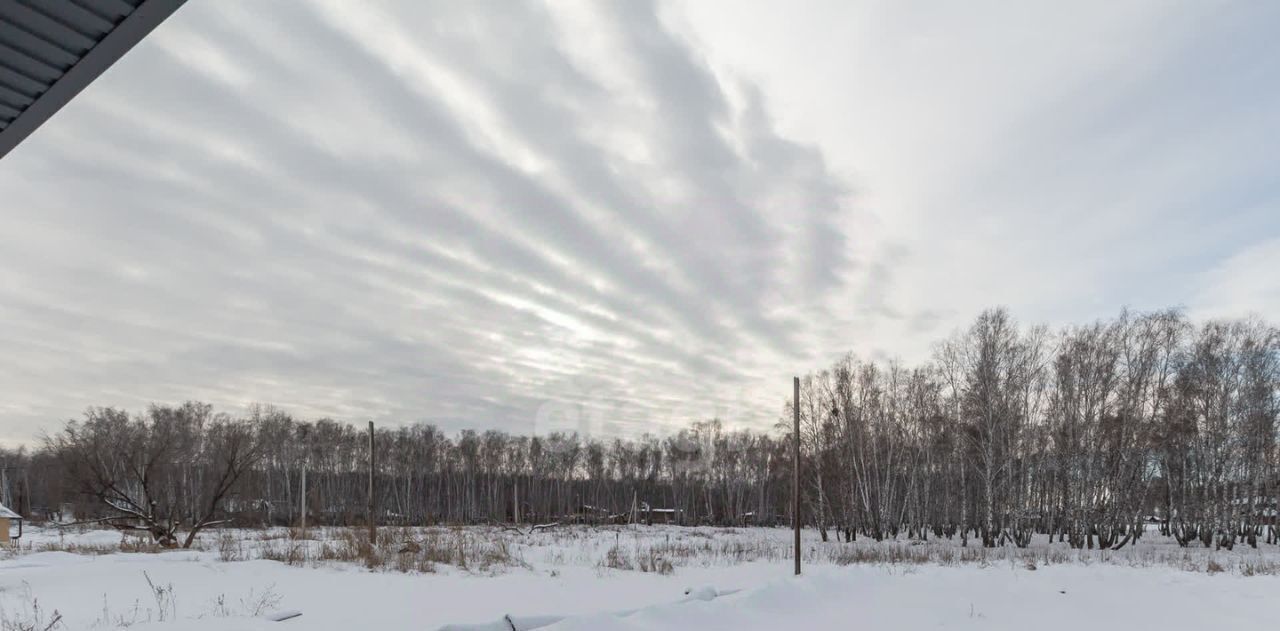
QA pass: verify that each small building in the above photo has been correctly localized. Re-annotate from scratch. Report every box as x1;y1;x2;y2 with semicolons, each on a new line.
639;504;684;525
742;511;785;527
566;504;612;525
0;503;22;545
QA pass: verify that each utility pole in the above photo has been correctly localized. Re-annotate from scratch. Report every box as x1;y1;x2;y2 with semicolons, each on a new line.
367;421;376;543
299;462;307;537
793;376;801;576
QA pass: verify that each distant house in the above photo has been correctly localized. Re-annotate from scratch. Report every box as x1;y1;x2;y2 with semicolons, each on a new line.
742;511;784;527
0;503;22;545
567;504;613;524
639;502;684;525
646;508;682;524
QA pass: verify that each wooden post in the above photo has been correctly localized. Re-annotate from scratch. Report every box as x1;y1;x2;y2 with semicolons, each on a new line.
299;462;307;536
367;421;376;543
793;376;801;576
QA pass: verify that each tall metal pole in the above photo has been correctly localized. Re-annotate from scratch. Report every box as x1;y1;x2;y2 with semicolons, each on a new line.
793;376;801;576
368;421;376;543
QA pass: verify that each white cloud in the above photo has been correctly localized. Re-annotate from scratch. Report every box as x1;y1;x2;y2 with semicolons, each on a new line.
1190;237;1280;320
672;0;1280;349
2;0;1277;446
0;0;877;445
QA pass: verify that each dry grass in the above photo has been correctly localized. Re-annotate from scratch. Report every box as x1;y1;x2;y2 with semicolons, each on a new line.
16;524;1280;577
0;596;62;631
20;538;161;557
258;526;525;574
811;537;1280;576
536;526;1280;576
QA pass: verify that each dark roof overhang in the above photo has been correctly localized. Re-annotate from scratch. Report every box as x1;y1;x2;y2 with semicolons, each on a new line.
0;0;186;160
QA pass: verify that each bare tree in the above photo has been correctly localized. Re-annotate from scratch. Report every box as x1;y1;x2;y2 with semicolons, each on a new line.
46;403;262;548
7;307;1274;551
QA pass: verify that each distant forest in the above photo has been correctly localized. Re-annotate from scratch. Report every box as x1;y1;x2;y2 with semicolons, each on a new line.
1;307;1277;550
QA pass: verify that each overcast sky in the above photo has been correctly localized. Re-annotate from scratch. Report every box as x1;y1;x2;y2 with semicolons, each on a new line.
2;0;1278;445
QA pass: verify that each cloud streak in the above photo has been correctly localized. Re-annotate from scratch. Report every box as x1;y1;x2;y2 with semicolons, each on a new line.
0;0;880;444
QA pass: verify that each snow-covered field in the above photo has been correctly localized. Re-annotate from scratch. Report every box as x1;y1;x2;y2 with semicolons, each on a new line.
3;525;1279;630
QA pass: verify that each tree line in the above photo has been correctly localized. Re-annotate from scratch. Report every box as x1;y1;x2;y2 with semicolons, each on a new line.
1;307;1276;549
795;307;1280;549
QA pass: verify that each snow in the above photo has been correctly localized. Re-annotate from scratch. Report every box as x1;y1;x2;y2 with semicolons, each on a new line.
550;565;1279;631
3;525;1279;630
0;545;773;630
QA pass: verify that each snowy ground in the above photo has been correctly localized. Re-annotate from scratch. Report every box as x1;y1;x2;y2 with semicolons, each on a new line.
3;525;1279;630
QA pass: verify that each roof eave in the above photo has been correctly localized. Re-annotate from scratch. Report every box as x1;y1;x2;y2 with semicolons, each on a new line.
0;0;188;161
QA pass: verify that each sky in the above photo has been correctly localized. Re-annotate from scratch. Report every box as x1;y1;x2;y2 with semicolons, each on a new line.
1;0;1278;446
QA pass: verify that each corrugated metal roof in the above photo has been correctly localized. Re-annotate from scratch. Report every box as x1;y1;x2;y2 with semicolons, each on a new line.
0;503;19;519
0;0;186;160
